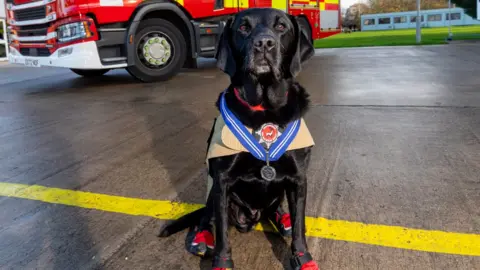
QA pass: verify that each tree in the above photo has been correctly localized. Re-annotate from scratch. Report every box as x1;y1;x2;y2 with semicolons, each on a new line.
344;3;370;30
451;0;477;18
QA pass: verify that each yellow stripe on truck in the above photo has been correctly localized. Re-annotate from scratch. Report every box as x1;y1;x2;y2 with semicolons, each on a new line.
320;2;325;10
176;0;184;6
272;0;287;11
225;0;249;8
324;0;339;4
240;0;248;8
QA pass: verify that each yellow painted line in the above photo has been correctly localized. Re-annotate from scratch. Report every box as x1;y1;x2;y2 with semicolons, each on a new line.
1;182;479;257
0;182;203;220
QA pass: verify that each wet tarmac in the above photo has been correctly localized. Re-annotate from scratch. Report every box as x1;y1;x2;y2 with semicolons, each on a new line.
0;44;479;270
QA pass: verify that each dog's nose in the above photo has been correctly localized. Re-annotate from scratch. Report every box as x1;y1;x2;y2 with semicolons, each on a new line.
254;35;276;52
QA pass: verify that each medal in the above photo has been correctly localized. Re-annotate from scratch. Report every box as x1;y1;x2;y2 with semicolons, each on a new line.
255;123;282;149
219;90;301;181
255;124;280;181
260;166;276;181
260;149;276;181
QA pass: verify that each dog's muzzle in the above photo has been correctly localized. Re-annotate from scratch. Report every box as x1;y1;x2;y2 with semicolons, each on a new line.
248;34;279;75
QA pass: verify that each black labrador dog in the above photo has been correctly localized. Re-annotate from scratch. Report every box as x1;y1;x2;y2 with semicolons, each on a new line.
159;8;317;270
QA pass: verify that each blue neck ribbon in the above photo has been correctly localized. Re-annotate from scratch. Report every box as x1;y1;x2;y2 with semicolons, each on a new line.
219;90;301;162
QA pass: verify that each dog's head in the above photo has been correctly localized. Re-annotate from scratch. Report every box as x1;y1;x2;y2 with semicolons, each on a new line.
215;8;315;81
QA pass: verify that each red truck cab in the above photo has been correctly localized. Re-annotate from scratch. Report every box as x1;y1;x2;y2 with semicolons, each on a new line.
5;0;340;82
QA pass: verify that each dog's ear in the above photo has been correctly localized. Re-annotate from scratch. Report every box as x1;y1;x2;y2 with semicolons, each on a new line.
288;15;315;78
215;17;236;77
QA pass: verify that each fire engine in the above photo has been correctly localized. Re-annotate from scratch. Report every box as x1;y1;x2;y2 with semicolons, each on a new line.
5;0;340;82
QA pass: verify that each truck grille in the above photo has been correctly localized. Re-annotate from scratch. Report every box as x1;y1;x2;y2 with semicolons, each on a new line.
20;48;52;57
17;23;50;33
14;6;46;22
17;24;49;37
17;27;49;37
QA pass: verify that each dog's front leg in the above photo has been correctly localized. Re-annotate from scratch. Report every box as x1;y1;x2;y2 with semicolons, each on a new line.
286;177;319;270
212;175;234;270
286;178;308;254
185;190;216;258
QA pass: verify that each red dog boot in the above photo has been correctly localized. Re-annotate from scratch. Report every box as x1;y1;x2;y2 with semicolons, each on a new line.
290;252;319;270
268;207;292;237
212;255;234;270
185;227;214;258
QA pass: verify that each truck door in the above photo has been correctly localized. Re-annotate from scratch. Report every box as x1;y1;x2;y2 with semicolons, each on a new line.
320;0;340;30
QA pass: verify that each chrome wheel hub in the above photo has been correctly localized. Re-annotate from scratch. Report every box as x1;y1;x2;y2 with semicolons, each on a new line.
142;37;172;66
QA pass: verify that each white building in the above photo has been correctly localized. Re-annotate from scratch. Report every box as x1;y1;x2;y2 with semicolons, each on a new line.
361;8;480;31
1;0;7;61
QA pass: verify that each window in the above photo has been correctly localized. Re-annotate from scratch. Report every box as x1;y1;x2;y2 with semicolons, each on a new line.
427;14;442;21
446;13;461;20
363;19;375;25
0;20;7;59
0;20;5;41
214;0;224;9
378;17;391;24
410;15;424;23
394;16;407;23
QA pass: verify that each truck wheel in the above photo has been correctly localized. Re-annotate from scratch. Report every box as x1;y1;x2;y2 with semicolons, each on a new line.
127;18;187;83
71;69;110;77
297;17;313;44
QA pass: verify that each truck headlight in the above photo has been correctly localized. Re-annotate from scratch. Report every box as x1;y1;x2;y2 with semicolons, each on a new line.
57;21;93;43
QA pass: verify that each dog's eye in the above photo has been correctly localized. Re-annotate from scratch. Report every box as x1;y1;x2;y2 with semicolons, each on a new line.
239;24;250;32
275;24;286;31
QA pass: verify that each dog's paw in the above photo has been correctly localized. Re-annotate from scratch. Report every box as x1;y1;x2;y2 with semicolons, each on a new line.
212;255;234;270
268;210;292;238
299;261;319;270
185;228;214;258
290;252;319;270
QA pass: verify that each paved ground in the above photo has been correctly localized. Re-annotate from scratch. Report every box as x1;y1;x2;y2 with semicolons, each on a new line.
0;44;479;270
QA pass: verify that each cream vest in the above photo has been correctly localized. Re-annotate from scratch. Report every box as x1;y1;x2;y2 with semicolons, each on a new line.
204;115;315;200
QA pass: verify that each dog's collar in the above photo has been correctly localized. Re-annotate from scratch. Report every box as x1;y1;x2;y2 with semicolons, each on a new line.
234;88;265;111
233;88;289;112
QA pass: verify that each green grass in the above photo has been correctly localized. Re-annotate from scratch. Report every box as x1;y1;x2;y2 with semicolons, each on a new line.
314;25;480;48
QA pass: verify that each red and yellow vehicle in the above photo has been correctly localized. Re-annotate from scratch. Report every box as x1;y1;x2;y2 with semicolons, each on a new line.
5;0;340;82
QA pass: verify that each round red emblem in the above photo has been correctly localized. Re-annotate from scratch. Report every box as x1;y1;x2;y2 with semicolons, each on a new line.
260;124;279;143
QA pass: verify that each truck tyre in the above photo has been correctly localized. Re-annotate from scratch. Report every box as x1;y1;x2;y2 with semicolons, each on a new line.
127;18;187;83
297;17;313;44
71;69;110;77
